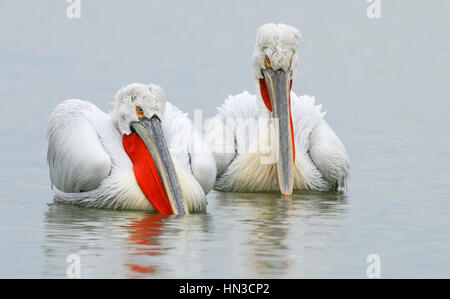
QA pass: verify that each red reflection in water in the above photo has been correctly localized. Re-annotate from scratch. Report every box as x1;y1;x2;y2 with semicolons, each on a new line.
123;213;172;277
126;264;157;274
127;213;170;247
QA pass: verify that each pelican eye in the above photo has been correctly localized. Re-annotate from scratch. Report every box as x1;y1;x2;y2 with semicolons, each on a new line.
136;106;144;118
265;55;271;68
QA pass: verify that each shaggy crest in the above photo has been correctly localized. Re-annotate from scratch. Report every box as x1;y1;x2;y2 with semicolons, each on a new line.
111;83;166;135
252;23;302;79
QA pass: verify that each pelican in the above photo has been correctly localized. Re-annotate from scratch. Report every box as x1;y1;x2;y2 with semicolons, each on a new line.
204;23;350;195
47;83;216;214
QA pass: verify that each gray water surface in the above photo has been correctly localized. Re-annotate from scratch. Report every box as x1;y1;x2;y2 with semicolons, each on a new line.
1;0;450;278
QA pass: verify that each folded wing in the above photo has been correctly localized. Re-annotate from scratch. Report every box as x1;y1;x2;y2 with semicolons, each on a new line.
47;99;112;193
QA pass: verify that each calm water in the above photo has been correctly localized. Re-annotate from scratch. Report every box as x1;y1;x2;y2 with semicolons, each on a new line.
1;1;449;278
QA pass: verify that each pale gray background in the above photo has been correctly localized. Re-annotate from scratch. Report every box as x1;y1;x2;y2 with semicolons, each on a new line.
0;0;449;278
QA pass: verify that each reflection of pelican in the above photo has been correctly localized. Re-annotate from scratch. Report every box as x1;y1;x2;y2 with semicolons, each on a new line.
126;214;169;248
43;193;346;277
47;83;216;214
205;23;350;195
123;214;170;277
42;203;170;278
214;191;347;276
43;203;213;278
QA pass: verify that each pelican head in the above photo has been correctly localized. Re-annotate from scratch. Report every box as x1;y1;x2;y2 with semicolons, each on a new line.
112;83;188;215
112;83;166;136
252;23;301;80
252;23;301;196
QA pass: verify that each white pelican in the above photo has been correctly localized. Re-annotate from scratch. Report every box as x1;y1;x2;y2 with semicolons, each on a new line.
204;23;350;195
47;83;216;214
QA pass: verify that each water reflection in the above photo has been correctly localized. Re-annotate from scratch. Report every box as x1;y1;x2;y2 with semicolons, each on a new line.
211;191;347;277
43;191;347;278
43;202;214;278
121;212;214;278
122;214;170;277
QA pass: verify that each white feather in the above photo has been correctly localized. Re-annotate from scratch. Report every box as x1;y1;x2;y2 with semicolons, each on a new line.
204;89;350;192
